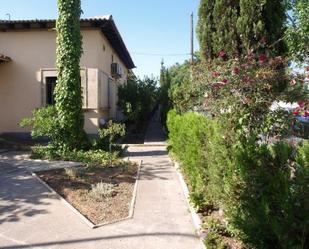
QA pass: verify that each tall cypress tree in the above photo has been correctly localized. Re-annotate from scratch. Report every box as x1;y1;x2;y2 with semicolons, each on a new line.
55;0;87;150
237;0;286;55
196;0;216;59
160;59;166;87
212;0;240;57
197;0;287;60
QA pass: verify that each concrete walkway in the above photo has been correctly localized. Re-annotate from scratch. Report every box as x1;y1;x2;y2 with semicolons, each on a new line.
0;115;203;249
144;107;166;145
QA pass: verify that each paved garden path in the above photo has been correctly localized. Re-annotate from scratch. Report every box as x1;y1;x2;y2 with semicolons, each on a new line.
0;114;203;249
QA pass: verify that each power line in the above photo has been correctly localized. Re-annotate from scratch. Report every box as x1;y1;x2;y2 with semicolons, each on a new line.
130;52;190;57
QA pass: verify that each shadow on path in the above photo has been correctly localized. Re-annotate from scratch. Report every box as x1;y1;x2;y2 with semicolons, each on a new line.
1;232;199;249
127;150;168;158
144;108;166;144
0;169;55;224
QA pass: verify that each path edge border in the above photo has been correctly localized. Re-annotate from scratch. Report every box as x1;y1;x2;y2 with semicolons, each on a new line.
173;160;207;249
31;159;142;229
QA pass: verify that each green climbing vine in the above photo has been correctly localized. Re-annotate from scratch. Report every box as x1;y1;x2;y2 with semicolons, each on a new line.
54;0;88;150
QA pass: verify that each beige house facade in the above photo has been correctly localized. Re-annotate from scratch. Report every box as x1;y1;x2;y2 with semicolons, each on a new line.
0;16;135;135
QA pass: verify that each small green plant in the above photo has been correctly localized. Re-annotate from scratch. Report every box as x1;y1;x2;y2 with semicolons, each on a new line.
30;144;59;160
65;167;82;180
88;182;116;201
204;231;229;249
98;121;125;150
20;106;58;140
30;145;118;167
204;217;229;237
98;121;125;165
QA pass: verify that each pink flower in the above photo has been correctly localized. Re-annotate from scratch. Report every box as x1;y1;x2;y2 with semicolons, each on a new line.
219;50;226;57
218;50;227;59
241;63;249;69
212;71;221;77
222;79;229;84
213;80;229;88
259;54;267;64
298;101;305;108
242;75;251;83
232;67;240;75
290;79;297;86
213;83;224;88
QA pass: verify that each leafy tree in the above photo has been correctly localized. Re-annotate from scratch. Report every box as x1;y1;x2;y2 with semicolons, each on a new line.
159;60;171;124
285;0;309;64
168;61;191;86
118;76;158;123
54;0;88;150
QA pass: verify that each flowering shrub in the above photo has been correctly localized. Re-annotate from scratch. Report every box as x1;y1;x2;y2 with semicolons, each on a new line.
191;53;308;139
167;53;309;248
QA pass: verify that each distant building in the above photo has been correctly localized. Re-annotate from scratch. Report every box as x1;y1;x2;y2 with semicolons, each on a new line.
0;15;135;135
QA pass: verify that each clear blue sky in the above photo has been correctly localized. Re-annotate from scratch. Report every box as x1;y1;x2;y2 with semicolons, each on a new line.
0;0;200;78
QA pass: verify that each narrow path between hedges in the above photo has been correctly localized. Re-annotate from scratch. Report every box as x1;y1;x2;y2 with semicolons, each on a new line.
0;110;203;249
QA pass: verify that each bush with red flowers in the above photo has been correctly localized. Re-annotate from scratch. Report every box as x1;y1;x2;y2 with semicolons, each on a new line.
168;53;309;248
189;53;309;140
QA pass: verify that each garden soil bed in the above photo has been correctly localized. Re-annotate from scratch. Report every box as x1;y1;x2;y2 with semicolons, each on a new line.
36;163;138;225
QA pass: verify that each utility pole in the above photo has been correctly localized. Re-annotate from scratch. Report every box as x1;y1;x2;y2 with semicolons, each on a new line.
190;12;194;63
6;13;11;21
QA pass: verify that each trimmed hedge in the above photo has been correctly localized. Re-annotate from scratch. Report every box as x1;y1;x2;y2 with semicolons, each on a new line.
167;110;309;249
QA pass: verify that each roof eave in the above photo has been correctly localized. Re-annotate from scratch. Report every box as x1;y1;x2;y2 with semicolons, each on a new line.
0;54;12;63
0;17;135;69
102;17;135;69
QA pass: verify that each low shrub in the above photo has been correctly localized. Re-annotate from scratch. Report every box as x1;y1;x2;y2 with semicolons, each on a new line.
31;145;118;166
224;139;309;248
167;109;231;210
204;231;229;249
20;106;90;149
20;106;58;140
167;109;210;209
88;182;116;201
167;109;309;249
95;120;125;152
65;167;82;180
